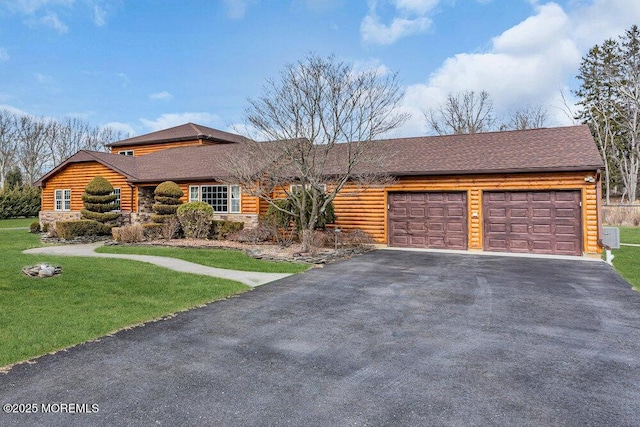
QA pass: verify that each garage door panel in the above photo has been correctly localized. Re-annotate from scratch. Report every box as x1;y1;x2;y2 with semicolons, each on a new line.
428;207;445;217
447;207;464;217
510;208;528;217
510;223;529;234
556;225;577;235
532;208;551;217
429;222;445;232
556;208;577;218
447;223;464;233
509;192;529;202
532;224;552;234
483;190;582;256
389;191;467;250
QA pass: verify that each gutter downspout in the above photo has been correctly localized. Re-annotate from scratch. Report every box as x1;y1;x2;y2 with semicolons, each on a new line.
127;182;135;225
595;169;605;253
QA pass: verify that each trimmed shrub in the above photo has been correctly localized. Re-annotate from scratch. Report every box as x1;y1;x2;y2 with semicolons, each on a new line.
112;224;144;243
56;220;111;239
29;220;41;233
143;223;163;239
162;216;181;240
177;201;214;239
209;220;244;240
0;186;41;219
151;181;183;223
81;177;120;224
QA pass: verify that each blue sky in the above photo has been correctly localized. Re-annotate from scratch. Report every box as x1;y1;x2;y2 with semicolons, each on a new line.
1;0;639;138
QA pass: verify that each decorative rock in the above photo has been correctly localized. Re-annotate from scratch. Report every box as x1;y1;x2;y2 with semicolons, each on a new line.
23;263;62;278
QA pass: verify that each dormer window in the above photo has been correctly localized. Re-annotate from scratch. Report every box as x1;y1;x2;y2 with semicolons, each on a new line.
118;150;134;156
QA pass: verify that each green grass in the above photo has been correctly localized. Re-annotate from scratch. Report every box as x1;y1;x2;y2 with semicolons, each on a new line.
619;226;640;244
0;217;37;228
96;245;310;274
0;227;250;368
612;226;640;292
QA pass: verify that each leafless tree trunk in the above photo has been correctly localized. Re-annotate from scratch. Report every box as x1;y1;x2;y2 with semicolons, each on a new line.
16;116;49;186
424;90;496;135
504;105;549;130
0;109;17;189
224;54;408;252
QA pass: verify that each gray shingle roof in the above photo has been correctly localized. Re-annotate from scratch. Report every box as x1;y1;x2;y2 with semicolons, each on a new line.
106;123;250;147
36;124;604;186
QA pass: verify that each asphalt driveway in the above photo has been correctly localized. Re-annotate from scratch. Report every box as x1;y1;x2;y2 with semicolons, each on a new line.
1;250;640;426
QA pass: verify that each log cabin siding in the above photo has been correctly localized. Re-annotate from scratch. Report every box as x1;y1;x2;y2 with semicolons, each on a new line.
110;139;205;156
331;172;600;254
41;162;133;212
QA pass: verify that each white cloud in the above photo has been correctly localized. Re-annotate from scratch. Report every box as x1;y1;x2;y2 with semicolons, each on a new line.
0;48;9;61
0;0;74;14
223;0;251;20
40;12;68;33
103;121;136;137
148;91;174;101
360;0;438;45
393;0;439;15
0;104;30;117
395;0;640;136
140;113;224;132
34;72;55;84
93;5;106;26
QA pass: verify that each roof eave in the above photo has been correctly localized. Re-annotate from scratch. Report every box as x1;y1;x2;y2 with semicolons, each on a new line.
389;165;604;177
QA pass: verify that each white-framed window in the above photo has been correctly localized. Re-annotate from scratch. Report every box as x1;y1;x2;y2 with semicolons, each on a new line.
118;150;134;156
112;188;121;211
55;189;71;211
189;186;199;203
189;184;241;213
230;185;241;213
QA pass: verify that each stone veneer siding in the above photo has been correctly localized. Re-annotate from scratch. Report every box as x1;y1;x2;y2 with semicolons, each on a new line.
39;211;82;228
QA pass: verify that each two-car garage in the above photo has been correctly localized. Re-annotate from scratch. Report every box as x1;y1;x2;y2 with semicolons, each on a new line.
388;189;584;256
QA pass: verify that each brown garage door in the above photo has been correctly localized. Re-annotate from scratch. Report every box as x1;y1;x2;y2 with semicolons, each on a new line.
388;192;467;249
483;190;582;256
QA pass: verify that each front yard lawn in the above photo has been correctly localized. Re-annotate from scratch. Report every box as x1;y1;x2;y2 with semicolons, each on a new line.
0;217;36;228
612;226;640;292
96;245;310;274
0;227;250;369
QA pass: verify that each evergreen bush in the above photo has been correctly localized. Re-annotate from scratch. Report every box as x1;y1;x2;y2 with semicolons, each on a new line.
80;177;120;224
151;181;183;223
0;186;41;219
209;220;244;239
177;201;214;239
56;220;111;239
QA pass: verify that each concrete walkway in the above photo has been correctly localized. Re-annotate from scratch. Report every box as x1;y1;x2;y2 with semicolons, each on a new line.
23;243;292;287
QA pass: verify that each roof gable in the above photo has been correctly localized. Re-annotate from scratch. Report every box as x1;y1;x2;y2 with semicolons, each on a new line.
107;123;250;148
35;150;139;186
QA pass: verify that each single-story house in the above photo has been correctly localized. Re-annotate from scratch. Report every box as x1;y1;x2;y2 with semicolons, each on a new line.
35;122;605;257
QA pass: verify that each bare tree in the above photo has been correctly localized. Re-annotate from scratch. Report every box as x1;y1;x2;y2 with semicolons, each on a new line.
0;109;17;188
576;26;640;203
424;90;496;135
15;115;49;186
575;40;620;204
610;25;640;203
224;54;409;251
504;105;549;130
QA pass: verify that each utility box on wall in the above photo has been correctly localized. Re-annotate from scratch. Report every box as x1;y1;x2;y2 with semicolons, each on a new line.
602;227;621;249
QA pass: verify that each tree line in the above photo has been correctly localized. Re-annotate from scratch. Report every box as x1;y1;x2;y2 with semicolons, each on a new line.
575;25;640;204
424;90;550;135
0;110;128;188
